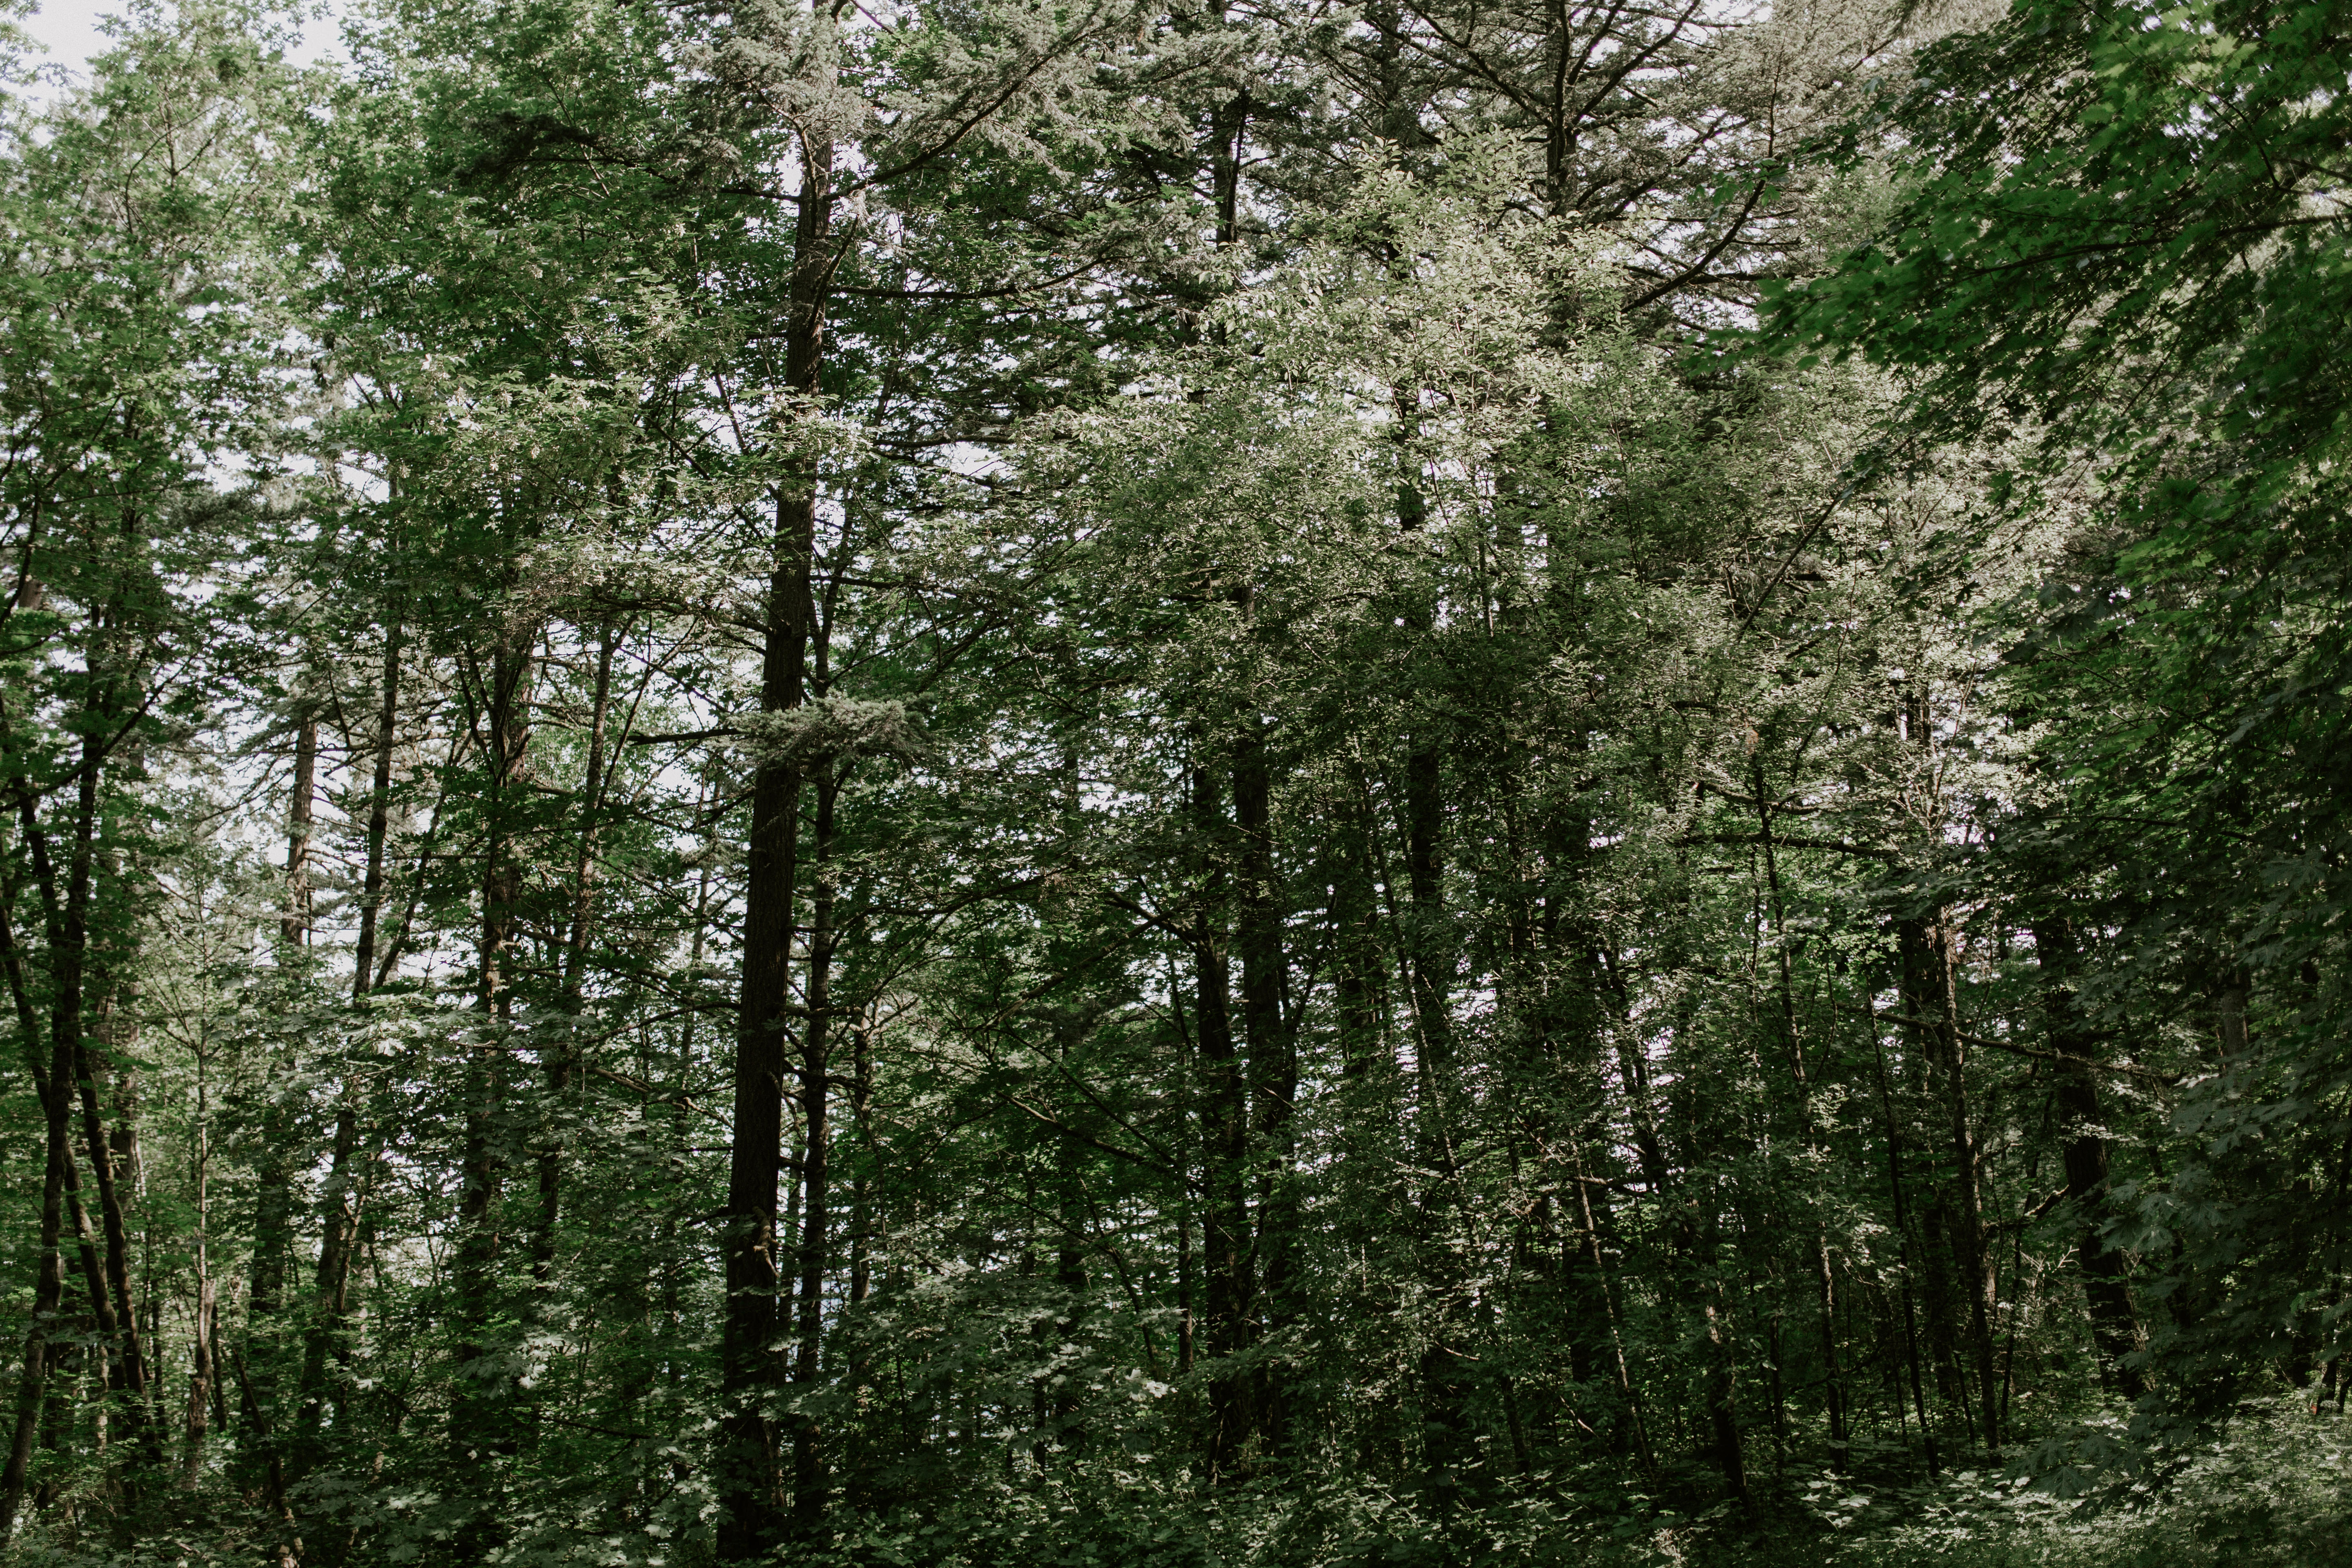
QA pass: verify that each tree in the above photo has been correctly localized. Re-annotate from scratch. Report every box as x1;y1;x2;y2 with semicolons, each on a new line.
1760;0;2352;1421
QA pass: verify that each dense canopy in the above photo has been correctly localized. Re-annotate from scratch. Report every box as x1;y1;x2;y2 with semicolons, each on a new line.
0;0;2348;1564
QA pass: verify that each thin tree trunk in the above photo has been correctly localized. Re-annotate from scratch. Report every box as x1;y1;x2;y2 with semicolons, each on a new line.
184;1045;216;1484
293;609;401;1485
843;1012;875;1490
1330;781;1386;1083
1190;760;1254;1484
281;703;318;949
1568;1135;1654;1470
1901;915;2000;1452
790;773;838;1526
849;1020;873;1312
243;708;322;1517
1176;1198;1195;1377
247;693;310;1476
1170;953;1198;1383
1753;760;1846;1465
298;609;399;1450
1863;978;1940;1477
535;623;618;1285
1234;728;1294;1461
67;704;156;1461
349;588;405;997
1705;1290;1748;1505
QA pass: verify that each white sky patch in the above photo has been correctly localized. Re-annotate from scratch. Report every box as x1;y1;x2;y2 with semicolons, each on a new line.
14;0;341;105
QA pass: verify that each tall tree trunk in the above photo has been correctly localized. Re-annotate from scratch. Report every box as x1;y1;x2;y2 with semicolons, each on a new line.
719;107;834;1563
1705;1290;1748;1505
301;600;403;1447
1172;967;1196;1381
71;771;155;1462
243;704;321;1519
1329;779;1388;1083
1399;730;1454;1078
1;897;121;1394
1389;546;1474;1514
451;624;532;1518
843;1011;875;1493
1752;762;1845;1464
184;1047;216;1484
350;582;406;997
2033;918;2145;1398
0;1065;70;1542
790;773;838;1527
2;700;114;1531
1191;760;1255;1483
1899;915;2000;1452
535;623;618;1285
1862;987;1938;1476
1234;728;1293;1461
1567;1136;1653;1469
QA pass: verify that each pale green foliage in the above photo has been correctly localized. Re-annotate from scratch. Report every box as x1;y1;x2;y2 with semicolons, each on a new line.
1813;1395;2352;1568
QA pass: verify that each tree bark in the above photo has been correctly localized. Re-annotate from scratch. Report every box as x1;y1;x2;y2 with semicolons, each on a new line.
790;772;838;1526
1753;762;1845;1464
1234;728;1294;1461
719;102;834;1562
1;699;115;1530
535;623;618;1285
1567;1135;1653;1468
2033;918;2145;1398
184;1047;217;1484
1191;760;1255;1483
66;719;154;1456
349;582;405;998
451;622;532;1507
1705;1291;1748;1504
1;899;120;1393
0;1069;70;1542
300;601;402;1449
281;702;318;948
1899;915;1998;1452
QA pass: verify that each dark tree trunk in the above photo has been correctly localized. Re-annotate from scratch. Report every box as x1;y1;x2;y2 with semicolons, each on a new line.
71;719;156;1461
246;699;319;1486
184;1057;216;1485
349;581;405;997
74;1039;151;1427
535;624;618;1286
301;600;402;1452
790;773;838;1527
2;705;114;1528
2033;918;2145;1397
1567;1139;1653;1468
1900;915;1999;1452
1706;1293;1748;1505
281;703;317;948
1;899;120;1392
1192;761;1255;1483
0;1074;69;1541
1753;766;1846;1464
1234;729;1293;1461
719;112;833;1564
451;625;532;1514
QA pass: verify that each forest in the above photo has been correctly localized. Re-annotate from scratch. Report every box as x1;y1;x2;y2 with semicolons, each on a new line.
0;0;2348;1561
